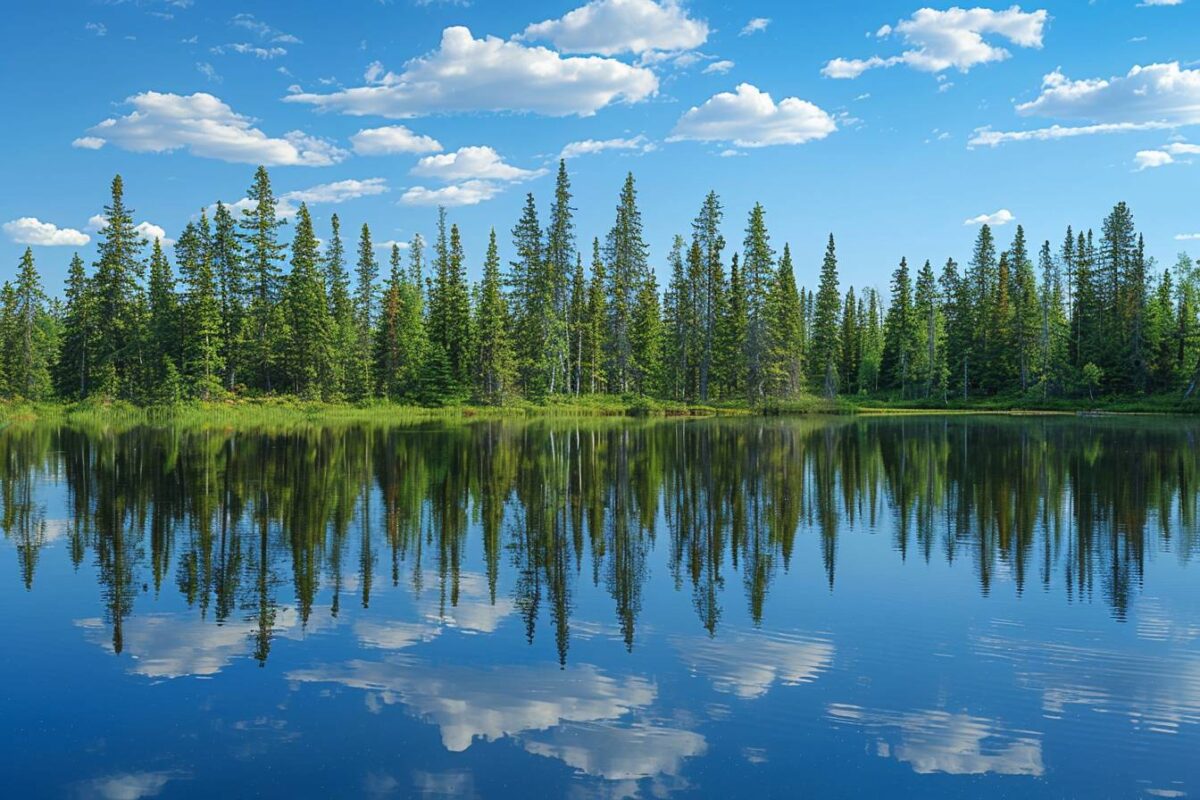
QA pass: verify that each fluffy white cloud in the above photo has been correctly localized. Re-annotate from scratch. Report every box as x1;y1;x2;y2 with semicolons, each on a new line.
411;146;544;181
521;0;708;56
823;6;1047;78
285;27;658;118
286;659;656;753
668;83;837;147
77;771;179;800
827;704;1044;776
400;180;502;207
964;209;1014;226
559;134;654;159
1016;63;1200;125
72;136;106;149
703;59;734;75
740;17;771;36
3;217;90;246
350;125;443;155
1135;149;1176;169
83;91;347;166
974;62;1200;146
1176;233;1200;241
86;214;174;246
283;178;389;204
523;722;706;781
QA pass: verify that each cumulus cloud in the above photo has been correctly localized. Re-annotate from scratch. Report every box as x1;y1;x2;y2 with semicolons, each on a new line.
558;134;655;159
827;704;1044;776
1016;62;1200;125
972;62;1200;146
521;0;708;56
740;18;771;36
350;125;443;155
523;721;706;781
75;771;180;800
286;659;656;753
400;180;503;207
964;209;1014;226
82;91;347;166
668;83;836;147
1176;233;1200;241
72;136;106;149
3;217;90;246
822;6;1047;78
411;146;544;181
284;27;658;118
1135;149;1176;169
87;214;174;246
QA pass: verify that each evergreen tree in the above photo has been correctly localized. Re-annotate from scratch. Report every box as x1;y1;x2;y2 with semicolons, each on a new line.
509;194;548;397
583;238;607;394
210;201;245;391
741;203;775;403
428;211;472;395
567;253;587;395
662;235;692;401
965;224;997;395
1010;226;1041;392
146;236;179;383
240;166;287;392
880;257;918;396
92;174;147;399
544;160;574;393
838;287;860;395
765;243;804;397
55;253;93;399
281;204;332;398
374;242;426;401
604;173;649;394
178;214;224;399
858;287;884;394
474;229;516;403
630;268;662;395
351;223;378;398
7;249;54;399
717;252;748;397
809;235;841;398
692;191;726;400
1038;239;1070;396
913;259;946;399
324;214;355;398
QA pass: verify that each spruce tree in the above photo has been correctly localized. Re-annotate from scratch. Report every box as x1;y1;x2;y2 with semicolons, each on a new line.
92;174;147;399
240;166;287;392
838;287;859;395
324;214;355;398
509;194;547;397
9;248;54;399
55;253;93;399
211;201;245;391
914;259;945;399
351;223;378;398
544;160;574;393
604;173;649;394
281;204;332;398
146;236;180;385
692;191;726;401
474;229;516;403
177;214;224;399
741;203;775;403
880;257;918;396
583;238;607;393
810;235;841;398
765;243;804;397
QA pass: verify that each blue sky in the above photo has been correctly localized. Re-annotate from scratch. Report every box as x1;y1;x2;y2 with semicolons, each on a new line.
1;0;1198;293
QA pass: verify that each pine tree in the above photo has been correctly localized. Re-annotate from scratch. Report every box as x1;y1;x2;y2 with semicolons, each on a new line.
1010;226;1041;392
838;287;860;395
474;229;516;403
92;174;147;399
692;192;726;401
281;204;332;398
509;194;548;397
810;235;841;398
880;257;918;396
374;242;426;400
662;235;692;401
177;214;224;399
604;173;649;394
630;269;661;395
1038;239;1069;396
567;253;587;395
858;287;884;393
544;160;574;393
351;223;378;398
765;243;804;397
913;260;945;399
240;166;287;392
741;203;775;403
8;249;54;399
55;253;93;399
717;252;747;397
324;214;355;398
211;201;245;391
583;238;607;394
146;236;179;384
965;224;997;395
428;211;472;396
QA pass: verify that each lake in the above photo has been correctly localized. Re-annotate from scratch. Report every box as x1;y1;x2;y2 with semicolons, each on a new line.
1;415;1198;799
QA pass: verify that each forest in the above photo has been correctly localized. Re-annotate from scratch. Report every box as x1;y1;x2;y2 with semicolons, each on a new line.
2;163;1198;408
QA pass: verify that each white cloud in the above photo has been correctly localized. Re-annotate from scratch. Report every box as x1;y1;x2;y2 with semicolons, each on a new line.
523;722;706;781
84;91;347;166
740;18;771;36
77;771;179;800
969;120;1172;146
827;704;1044;776
375;239;412;251
211;42;288;59
196;61;221;82
668;83;837;147
286;659;656;753
411;146;544;181
350;125;443;155
72;136;106;149
400;180;502;207
822;6;1047;78
703;59;734;75
974;62;1200;147
1015;62;1200;125
3;217;91;246
1176;233;1200;241
672;630;835;700
1139;0;1183;5
86;214;174;246
85;22;107;37
229;12;299;44
558;134;654;159
284;26;658;118
521;0;708;56
964;209;1014;226
1135;149;1176;169
283;178;390;204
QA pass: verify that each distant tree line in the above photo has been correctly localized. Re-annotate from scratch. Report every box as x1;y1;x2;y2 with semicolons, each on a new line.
3;164;1198;405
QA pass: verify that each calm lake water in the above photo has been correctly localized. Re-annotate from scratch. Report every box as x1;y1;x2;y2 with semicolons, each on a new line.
2;415;1198;799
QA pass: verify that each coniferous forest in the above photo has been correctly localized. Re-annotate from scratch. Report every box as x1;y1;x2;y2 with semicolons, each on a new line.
4;162;1199;408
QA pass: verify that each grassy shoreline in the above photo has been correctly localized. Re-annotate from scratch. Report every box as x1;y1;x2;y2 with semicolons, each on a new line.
1;392;1196;428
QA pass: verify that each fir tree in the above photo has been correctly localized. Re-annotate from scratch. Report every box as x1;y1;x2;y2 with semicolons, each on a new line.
604;173;649;394
324;214;355;398
880;257;918;396
146;236;179;383
351;223;378;398
92;174;147;399
474;229;516;403
281;204;332;398
8;249;54;399
810;235;841;398
765;243;804;397
55;253;93;400
178;215;224;399
741;203;775;403
240;166;287;392
210;201;245;391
